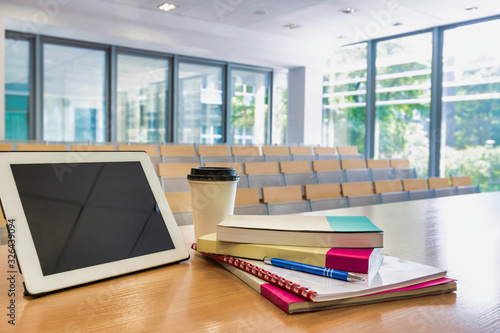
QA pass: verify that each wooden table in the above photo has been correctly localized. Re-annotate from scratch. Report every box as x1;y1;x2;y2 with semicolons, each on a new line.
2;192;500;332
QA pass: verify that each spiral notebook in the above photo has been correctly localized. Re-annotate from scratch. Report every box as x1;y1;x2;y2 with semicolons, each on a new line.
194;247;448;303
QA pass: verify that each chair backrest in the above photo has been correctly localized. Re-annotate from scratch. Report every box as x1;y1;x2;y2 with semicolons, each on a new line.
428;177;450;189
244;162;279;175
366;159;390;169
234;188;260;207
0;143;13;151
304;183;342;200
279;161;311;173
118;144;159;157
17;143;67;151
341;182;374;197
198;145;230;156
70;144;115;152
313;147;337;155
261;146;289;156
312;160;340;171
373;180;403;193
289;146;314;156
340;159;366;170
262;185;303;203
402;179;428;191
160;145;196;157
158;163;200;178
230;146;261;156
337;146;358;155
165;192;192;212
204;162;243;176
390;159;410;168
451;176;472;187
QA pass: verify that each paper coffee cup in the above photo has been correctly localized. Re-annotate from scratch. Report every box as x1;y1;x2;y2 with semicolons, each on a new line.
188;167;239;241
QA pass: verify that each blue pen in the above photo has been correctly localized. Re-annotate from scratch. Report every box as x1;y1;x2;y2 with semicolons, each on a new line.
263;257;365;282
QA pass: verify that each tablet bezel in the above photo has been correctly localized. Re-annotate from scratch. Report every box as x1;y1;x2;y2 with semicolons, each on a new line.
0;150;190;296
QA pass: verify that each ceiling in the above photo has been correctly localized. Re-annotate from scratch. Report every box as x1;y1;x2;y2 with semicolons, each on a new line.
100;0;500;44
2;0;500;68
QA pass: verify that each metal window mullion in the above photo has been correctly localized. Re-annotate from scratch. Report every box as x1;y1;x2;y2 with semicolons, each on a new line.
365;40;376;158
170;55;178;143
34;35;43;141
108;45;116;143
223;63;230;144
429;27;444;177
267;70;274;145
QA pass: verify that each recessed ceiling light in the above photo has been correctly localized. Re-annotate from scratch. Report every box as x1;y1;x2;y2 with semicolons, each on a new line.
393;22;403;26
254;10;267;15
282;24;301;29
465;6;479;11
158;3;178;12
340;8;356;14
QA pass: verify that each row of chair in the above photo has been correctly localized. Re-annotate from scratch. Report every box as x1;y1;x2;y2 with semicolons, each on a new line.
166;176;479;225
158;159;417;196
0;142;364;163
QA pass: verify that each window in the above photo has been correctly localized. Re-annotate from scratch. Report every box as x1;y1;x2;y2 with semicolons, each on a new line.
117;54;169;143
272;71;288;144
375;33;432;177
441;20;500;192
43;43;107;142
322;43;367;152
229;68;270;144
5;37;30;140
176;62;224;144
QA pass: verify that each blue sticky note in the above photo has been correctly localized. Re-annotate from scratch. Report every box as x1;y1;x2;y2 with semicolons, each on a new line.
326;216;382;232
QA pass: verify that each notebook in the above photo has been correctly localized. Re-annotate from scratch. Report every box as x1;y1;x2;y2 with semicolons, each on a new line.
220;261;456;314
195;248;447;302
0;151;190;296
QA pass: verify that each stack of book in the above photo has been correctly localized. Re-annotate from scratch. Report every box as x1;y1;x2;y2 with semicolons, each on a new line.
193;215;456;315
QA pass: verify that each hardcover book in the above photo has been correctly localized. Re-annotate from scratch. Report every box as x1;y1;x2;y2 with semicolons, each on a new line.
197;233;383;274
216;215;383;248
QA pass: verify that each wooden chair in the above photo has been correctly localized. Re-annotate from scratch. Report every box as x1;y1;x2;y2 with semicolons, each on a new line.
428;177;450;189
165;192;192;212
402;179;435;200
198;145;230;156
366;159;390;169
313;147;337;156
451;176;472;187
312;160;340;171
337;146;358;155
244;162;280;175
158;163;200;178
304;183;342;200
373;180;403;193
0;143;13;151
341;182;374;197
230;146;261;156
288;146;315;161
340;159;366;170
160;145;197;157
17;143;67;151
70;144;115;151
117;144;159;157
262;185;303;204
234;188;261;207
261;146;289;156
390;159;410;168
279;161;311;173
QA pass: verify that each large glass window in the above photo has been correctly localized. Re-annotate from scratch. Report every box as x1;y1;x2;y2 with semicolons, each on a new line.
229;69;270;144
43;43;106;142
176;62;223;144
441;20;500;192
272;71;288;144
322;43;367;152
375;33;432;177
116;54;168;143
5;37;30;140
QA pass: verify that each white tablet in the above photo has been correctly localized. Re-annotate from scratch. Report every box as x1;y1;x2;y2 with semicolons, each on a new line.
0;151;190;296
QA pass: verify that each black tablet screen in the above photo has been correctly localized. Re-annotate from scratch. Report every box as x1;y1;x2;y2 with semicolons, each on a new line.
11;161;174;276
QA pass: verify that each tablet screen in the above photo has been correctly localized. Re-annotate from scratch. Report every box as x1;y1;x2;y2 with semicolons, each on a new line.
10;161;175;276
